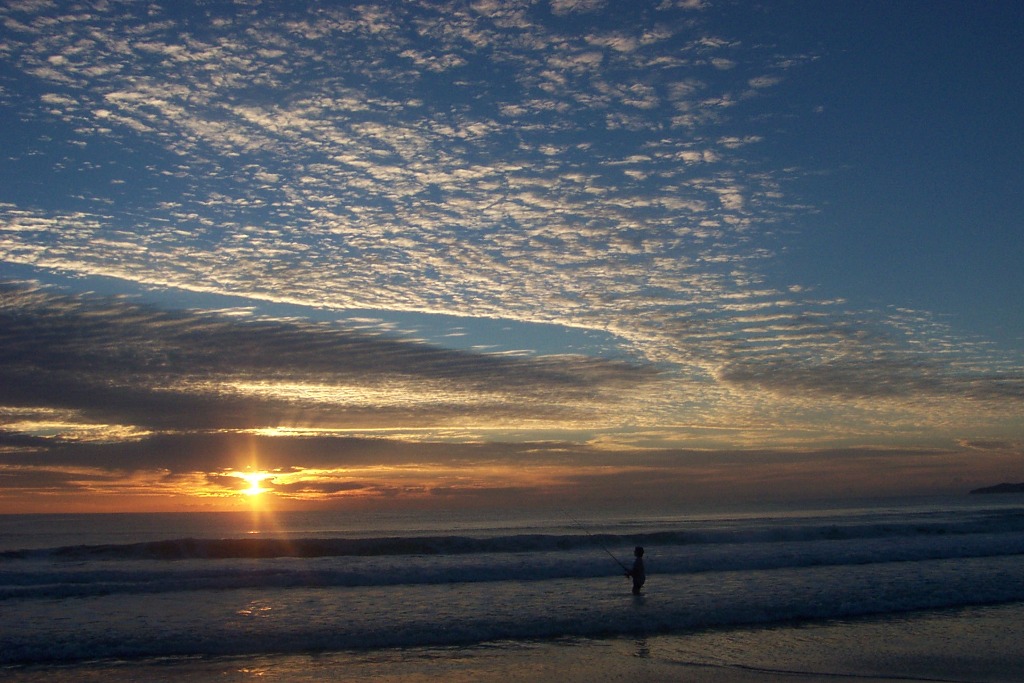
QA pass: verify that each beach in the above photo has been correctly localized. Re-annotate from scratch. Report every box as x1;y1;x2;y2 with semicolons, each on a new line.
6;603;1023;682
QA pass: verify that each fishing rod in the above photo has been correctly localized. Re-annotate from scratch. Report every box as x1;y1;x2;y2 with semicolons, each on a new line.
561;509;630;573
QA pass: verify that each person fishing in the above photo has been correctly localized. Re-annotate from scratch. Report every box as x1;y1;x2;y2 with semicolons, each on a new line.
562;511;646;594
625;546;645;595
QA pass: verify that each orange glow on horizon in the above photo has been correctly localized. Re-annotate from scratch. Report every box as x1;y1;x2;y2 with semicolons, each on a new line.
2;442;1020;515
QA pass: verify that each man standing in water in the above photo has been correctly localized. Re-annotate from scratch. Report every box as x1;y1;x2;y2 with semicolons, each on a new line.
626;546;645;594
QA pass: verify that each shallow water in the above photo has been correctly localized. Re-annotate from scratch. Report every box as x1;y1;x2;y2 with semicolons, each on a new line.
6;604;1024;682
2;497;1023;674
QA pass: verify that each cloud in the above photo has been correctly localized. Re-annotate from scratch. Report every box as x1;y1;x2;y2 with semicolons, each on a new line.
956;439;1024;453
2;435;1016;511
0;0;1021;459
0;282;657;436
0;0;795;349
748;75;783;89
719;354;1024;404
550;0;607;16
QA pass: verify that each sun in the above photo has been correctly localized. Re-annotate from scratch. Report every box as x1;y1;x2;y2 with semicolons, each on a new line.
239;472;271;497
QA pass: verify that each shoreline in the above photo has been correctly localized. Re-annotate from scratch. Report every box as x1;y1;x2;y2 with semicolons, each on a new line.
5;602;1022;682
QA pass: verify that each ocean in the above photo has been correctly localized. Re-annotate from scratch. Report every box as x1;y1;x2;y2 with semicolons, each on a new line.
2;497;1023;681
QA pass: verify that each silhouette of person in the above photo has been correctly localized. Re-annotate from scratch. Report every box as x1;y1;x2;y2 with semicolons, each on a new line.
626;546;645;594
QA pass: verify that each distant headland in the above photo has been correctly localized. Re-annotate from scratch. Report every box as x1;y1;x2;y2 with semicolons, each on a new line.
969;483;1024;495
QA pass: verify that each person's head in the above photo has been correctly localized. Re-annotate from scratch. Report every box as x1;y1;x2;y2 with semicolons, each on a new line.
634;546;644;557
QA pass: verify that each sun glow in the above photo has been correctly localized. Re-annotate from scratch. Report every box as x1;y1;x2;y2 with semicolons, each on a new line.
239;472;271;496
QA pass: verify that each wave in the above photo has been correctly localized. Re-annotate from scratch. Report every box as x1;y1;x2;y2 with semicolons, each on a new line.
3;556;1024;667
3;505;1024;666
5;506;1024;562
3;512;1024;600
3;533;616;561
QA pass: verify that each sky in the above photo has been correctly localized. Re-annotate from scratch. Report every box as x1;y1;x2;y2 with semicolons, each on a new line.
1;0;1022;514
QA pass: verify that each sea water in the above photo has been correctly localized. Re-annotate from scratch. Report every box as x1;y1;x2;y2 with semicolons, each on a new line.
2;497;1023;673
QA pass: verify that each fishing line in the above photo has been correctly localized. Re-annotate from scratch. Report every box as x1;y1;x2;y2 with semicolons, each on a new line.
561;509;629;573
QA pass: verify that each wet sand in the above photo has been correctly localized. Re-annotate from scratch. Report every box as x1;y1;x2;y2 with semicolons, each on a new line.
6;602;1022;682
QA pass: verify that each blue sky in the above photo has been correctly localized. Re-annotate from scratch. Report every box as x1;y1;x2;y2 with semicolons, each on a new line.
758;2;1024;347
0;0;1021;511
